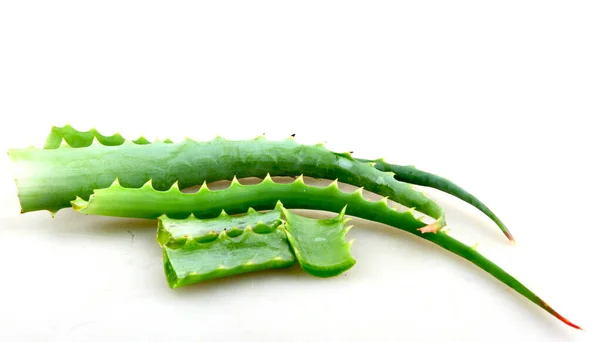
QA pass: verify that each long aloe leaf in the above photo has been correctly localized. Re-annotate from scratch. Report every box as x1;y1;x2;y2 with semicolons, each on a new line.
9;125;445;234
14;124;513;240
71;175;580;329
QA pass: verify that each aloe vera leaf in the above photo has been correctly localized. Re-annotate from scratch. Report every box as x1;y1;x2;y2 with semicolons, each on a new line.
157;207;282;248
159;204;354;285
278;204;355;277
9;126;445;232
160;224;295;288
39;125;515;240
358;158;514;242
71;176;580;329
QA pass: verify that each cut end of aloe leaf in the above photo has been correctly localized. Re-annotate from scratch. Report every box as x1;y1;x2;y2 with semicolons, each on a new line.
417;220;445;234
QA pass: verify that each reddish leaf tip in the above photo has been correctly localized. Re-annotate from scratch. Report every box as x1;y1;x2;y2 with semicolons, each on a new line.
504;231;516;243
540;300;582;330
559;316;583;331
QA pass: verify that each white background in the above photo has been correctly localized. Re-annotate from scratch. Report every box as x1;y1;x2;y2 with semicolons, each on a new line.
0;1;598;341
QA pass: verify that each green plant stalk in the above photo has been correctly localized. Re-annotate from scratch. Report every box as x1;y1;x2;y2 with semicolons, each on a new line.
279;204;355;277
9;127;444;233
71;175;580;329
358;158;513;241
160;226;295;288
14;124;514;240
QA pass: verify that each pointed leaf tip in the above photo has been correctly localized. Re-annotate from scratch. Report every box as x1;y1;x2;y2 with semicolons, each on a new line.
539;299;583;330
